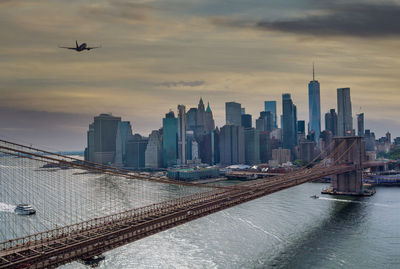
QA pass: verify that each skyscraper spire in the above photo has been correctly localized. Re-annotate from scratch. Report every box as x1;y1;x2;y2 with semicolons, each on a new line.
198;97;204;111
206;102;212;113
313;62;315;81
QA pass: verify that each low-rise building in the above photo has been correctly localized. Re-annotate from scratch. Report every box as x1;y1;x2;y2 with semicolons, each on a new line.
271;148;291;165
167;167;220;181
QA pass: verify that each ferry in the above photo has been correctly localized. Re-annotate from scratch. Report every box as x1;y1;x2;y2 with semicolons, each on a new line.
15;204;36;215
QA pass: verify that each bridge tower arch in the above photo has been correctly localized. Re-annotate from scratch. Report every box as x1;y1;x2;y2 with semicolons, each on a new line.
324;136;374;196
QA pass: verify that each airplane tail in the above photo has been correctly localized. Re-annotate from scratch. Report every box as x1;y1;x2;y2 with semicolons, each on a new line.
76;40;78;48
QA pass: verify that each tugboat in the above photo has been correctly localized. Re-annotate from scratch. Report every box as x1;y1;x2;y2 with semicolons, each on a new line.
15;204;36;215
310;194;319;199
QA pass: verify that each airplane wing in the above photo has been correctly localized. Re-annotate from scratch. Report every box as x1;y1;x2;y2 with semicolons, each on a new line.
86;46;101;50
58;46;76;50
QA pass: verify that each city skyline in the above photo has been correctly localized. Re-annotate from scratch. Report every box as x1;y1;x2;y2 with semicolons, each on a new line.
1;0;400;150
0;86;395;151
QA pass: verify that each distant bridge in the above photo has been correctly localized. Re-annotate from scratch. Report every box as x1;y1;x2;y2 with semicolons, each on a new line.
0;137;375;268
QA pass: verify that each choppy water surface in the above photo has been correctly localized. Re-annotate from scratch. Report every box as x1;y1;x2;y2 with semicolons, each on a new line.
0;156;399;268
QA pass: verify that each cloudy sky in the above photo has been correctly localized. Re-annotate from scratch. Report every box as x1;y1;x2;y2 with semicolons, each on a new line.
1;0;400;150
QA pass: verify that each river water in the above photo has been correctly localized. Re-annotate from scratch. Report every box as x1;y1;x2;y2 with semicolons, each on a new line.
0;157;399;268
63;183;400;269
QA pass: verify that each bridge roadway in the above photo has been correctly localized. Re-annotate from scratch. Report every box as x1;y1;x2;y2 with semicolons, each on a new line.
0;164;355;269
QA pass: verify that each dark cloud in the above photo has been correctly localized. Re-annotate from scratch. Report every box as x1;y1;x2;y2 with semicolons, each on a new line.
216;2;400;38
157;80;205;87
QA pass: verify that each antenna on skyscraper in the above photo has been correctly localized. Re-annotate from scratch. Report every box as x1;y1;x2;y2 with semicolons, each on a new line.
312;62;315;81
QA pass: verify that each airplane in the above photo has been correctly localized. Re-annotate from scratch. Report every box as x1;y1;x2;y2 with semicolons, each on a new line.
59;41;101;52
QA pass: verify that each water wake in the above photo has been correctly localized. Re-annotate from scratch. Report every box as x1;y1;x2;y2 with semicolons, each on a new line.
318;197;394;208
0;202;16;213
236;216;284;242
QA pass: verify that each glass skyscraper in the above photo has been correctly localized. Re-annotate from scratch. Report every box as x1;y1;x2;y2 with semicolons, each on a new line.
282;93;297;152
337;88;353;136
162;111;178;167
225;102;242;126
325;109;338;136
219;125;245;165
308;68;321;143
264;101;277;128
244;128;260;165
145;130;162;168
297;120;305;134
177;105;186;165
241;114;252;129
93;113;121;165
357;113;364;137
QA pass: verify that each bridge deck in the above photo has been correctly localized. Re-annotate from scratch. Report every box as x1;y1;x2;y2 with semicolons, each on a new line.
0;165;355;268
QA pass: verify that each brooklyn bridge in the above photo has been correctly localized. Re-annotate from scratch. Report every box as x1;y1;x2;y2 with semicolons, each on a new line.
0;137;378;268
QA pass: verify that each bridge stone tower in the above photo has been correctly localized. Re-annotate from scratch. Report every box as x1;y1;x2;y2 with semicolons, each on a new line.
329;136;367;195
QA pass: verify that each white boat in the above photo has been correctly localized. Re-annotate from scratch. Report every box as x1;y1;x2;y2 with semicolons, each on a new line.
15;204;36;215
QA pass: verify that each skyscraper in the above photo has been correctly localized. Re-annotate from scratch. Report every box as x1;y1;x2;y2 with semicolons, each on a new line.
386;131;391;144
186;107;197;132
213;128;220;164
308;65;321;143
244;128;260;165
185;130;195;161
177;104;187;165
337;88;353;136
259;131;272;163
188;98;215;138
297;120;306;142
196;98;205;135
86;123;95;162
119;121;133;163
162;111;178;168
198;132;215;165
93;113;121;165
114;122;123;167
204;102;215;131
256;113;266;132
299;141;315;163
125;134;148;169
282;93;297;151
365;129;376;151
325;109;338;136
256;111;273;132
297;120;305;135
265;111;274;132
241;114;252;129
145;130;162;168
225;102;242;126
357;113;364;137
219;125;245;165
264;101;277;128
